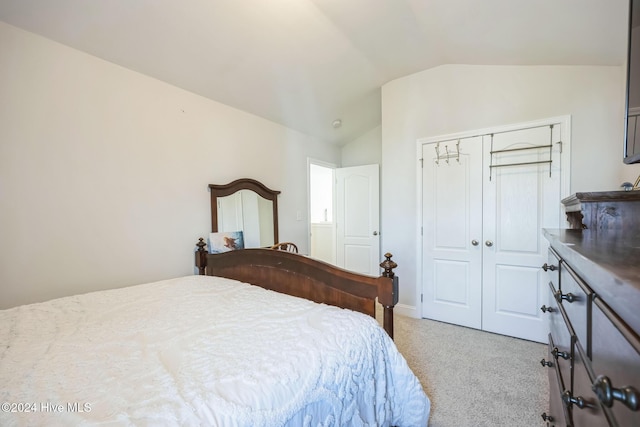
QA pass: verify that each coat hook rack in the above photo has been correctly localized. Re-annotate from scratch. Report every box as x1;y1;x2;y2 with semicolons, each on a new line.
488;126;555;181
434;141;460;165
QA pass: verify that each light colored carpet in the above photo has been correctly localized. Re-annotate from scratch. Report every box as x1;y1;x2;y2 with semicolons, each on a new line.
391;314;549;427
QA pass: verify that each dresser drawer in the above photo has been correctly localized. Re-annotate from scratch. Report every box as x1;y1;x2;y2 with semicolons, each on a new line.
558;263;592;352
544;334;571;427
568;342;609;427
591;297;640;427
546;282;573;391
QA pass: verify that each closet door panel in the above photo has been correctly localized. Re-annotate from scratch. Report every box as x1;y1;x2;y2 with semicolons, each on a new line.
482;127;562;343
422;137;483;329
433;259;471;306
495;168;541;252
493;264;542;316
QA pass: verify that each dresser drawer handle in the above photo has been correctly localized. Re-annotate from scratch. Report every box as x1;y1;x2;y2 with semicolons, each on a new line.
562;390;588;409
540;412;554;422
592;375;640;411
551;347;570;360
540;358;553;368
554;290;576;303
541;263;557;271
540;305;555;313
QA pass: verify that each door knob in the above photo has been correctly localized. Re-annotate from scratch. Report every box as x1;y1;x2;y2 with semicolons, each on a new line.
471;240;479;246
485;240;493;247
373;231;378;236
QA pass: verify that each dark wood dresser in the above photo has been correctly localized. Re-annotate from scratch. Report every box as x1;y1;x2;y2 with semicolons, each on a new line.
541;191;640;427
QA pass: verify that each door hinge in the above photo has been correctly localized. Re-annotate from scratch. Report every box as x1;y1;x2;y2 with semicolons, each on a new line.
419;158;424;168
421;294;423;303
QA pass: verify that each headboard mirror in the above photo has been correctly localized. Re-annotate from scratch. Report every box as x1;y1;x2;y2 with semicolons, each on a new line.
209;178;280;248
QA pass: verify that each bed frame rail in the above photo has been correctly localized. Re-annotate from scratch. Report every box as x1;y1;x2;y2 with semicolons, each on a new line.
195;239;398;338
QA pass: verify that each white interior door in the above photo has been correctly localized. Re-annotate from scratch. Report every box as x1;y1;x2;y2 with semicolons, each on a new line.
336;164;380;275
422;138;483;328
481;126;562;342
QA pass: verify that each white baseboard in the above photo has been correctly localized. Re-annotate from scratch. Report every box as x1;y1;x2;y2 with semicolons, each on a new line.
394;303;421;319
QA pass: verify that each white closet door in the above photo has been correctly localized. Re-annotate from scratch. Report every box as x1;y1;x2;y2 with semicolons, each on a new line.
481;126;561;342
422;137;483;329
421;121;565;343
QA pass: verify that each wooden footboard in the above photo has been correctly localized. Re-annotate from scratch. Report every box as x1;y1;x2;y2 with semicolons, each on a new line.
195;239;399;338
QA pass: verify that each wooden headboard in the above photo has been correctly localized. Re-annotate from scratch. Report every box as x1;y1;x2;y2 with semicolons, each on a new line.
195;239;399;338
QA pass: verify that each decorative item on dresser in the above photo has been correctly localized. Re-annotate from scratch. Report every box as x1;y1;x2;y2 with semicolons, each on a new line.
540;190;640;427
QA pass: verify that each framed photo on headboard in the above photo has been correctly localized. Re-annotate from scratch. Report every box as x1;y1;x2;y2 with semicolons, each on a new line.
208;231;244;254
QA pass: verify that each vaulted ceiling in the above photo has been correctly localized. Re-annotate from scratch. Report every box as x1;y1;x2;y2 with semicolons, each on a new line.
0;0;629;145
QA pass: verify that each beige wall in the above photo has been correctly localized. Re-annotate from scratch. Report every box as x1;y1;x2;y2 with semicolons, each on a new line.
4;23;638;314
0;23;340;309
381;64;640;317
341;125;381;167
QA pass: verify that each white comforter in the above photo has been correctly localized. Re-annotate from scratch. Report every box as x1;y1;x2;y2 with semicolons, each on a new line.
0;275;430;426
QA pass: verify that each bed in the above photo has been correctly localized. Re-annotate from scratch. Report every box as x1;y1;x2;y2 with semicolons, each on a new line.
0;244;430;426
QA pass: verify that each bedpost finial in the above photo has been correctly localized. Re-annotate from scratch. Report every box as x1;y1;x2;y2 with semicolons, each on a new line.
380;253;397;278
196;237;207;253
196;238;207;276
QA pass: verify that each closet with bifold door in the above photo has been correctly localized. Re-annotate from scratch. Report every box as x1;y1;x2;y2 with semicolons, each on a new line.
419;117;569;342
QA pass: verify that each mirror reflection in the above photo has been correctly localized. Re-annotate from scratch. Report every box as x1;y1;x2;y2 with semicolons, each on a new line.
217;190;275;248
